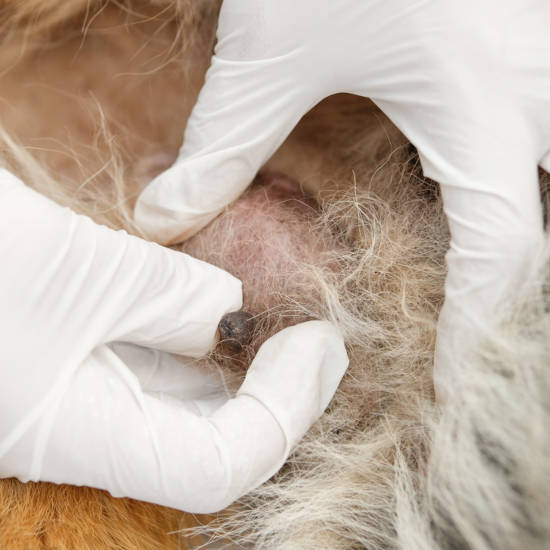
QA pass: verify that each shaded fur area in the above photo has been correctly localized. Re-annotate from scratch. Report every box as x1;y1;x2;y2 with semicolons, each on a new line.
1;2;549;549
186;146;447;550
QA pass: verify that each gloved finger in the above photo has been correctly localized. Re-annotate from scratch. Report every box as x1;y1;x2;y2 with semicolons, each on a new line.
109;342;230;408
432;131;544;401
84;218;243;356
0;321;347;513
0;172;242;364
0;344;284;513
236;320;349;454
134;30;323;245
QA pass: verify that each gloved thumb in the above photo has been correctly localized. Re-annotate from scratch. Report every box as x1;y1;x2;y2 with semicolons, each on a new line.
193;319;349;509
237;320;349;454
134;28;322;245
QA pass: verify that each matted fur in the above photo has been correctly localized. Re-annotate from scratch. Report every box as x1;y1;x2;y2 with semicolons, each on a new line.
1;2;549;549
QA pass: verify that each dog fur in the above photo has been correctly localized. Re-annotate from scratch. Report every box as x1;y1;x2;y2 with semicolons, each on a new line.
0;2;548;549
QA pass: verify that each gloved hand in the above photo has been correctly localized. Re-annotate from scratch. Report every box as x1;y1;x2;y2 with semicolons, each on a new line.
135;0;550;399
0;168;348;513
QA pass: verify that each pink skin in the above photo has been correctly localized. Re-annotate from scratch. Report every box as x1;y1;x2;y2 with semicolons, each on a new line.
183;172;337;363
180;171;327;311
257;171;309;197
135;155;336;360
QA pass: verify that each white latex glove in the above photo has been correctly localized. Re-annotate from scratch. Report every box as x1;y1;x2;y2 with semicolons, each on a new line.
135;0;550;399
0;168;348;513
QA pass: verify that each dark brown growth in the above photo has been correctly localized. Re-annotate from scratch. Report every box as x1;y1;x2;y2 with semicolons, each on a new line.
217;311;255;352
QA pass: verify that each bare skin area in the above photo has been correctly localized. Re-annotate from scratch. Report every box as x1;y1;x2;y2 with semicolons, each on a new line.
183;171;343;370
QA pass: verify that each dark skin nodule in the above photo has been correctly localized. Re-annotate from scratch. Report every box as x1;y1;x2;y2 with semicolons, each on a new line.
217;311;255;352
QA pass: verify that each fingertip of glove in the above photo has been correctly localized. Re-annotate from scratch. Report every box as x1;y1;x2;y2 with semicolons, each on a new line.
269;320;349;374
134;191;167;244
289;320;347;352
